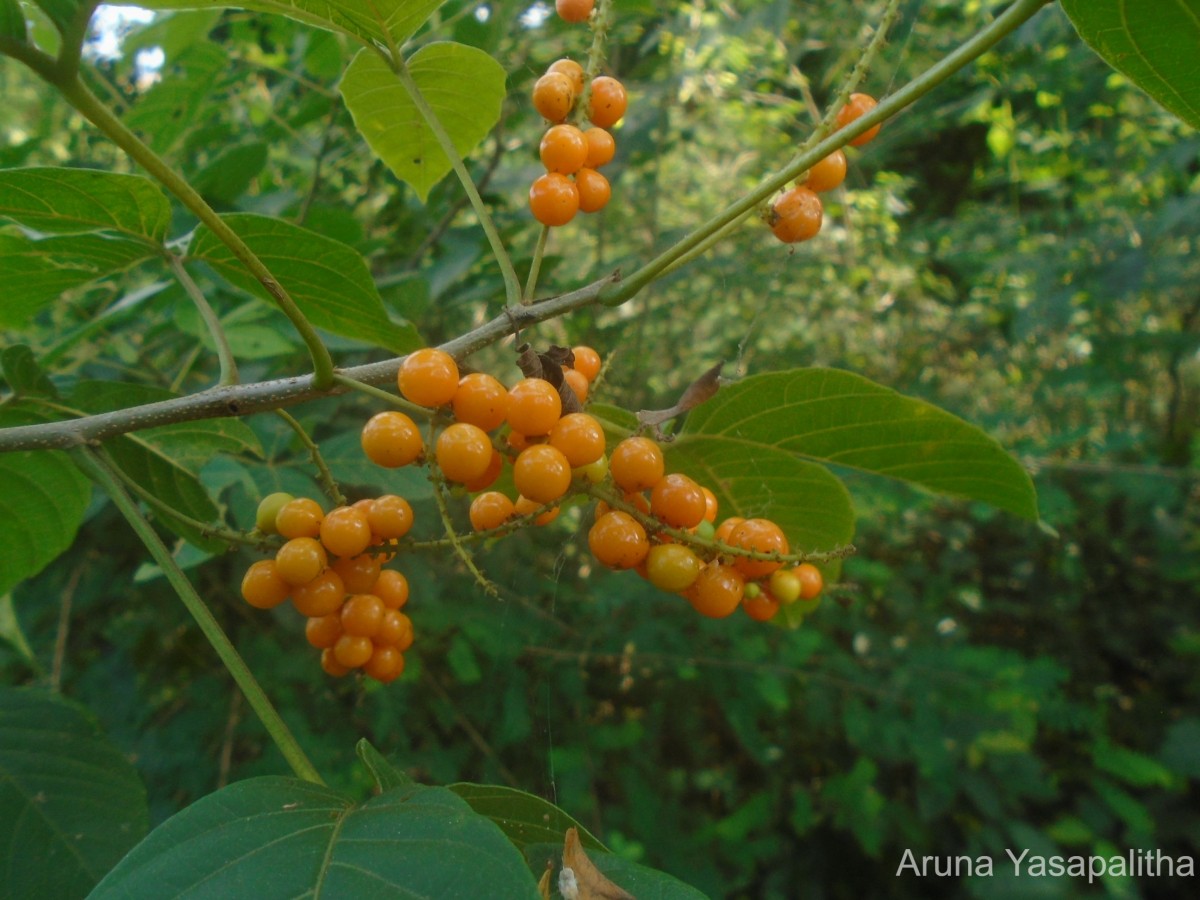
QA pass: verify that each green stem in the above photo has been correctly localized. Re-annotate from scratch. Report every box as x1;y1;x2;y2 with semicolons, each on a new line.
52;75;336;389
599;0;1054;308
73;447;324;785
523;226;549;304
168;254;239;387
428;444;499;597
389;53;522;310
330;373;431;419
275;409;345;507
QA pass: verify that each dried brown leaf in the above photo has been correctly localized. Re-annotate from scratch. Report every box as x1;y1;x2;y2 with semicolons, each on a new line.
637;361;724;430
560;827;635;900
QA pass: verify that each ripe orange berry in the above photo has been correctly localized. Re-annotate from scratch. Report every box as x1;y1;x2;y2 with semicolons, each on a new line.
398;348;459;407
507;378;562;436
464;449;504;492
549;413;605;467
241;560;290;609
333;634;374;668
588;511;649;569
341;593;385;638
650;473;707;529
291;568;346;617
361;411;423;468
795;562;824;600
583;128;615;168
571;346;602;381
436;422;495;483
365;644;405;683
275;537;328;586
332;554;381;594
320;506;372;559
770;186;823;243
587;76;627;129
726;518;789;578
562;367;590;403
645;543;703;593
555;0;593;23
540;124;589;175
320;648;352;677
452;373;509;432
685;563;745;618
547;58;585;96
529;172;580;226
805;149;847;192
470;491;516;531
513;444;573;504
714;516;744;544
515;495;559;525
377;610;413;650
533;72;575;123
609;436;664;492
835;92;881;146
305;613;343;649
255;492;293;534
574;167;611;213
275;497;323;540
373;569;409;610
367;494;414;541
742;589;781;622
701;487;718;523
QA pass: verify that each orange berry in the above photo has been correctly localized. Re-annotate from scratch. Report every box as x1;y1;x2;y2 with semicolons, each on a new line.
726;518;789;578
571;346;602;381
575;167;611;213
320;647;352;677
319;506;372;559
464;449;504;492
805;149;847;193
650;473;707;529
275;537;328;586
540;124;589;175
367;494;414;540
588;511;649;569
507;378;562;436
547;58;585;96
340;593;385;638
365;644;405;683
333;634;373;668
795;562;824;600
533;72;575;123
562;367;590;402
373;569;409;610
377;610;414;650
529;172;580;226
685;563;745;618
645;543;703;593
305;613;343;649
515;495;559;525
241;560;290;609
452;373;509;432
549;413;605;467
835;92;881;146
555;0;594;24
714;516;744;544
361;411;423;468
470;491;516;531
275;497;323;539
609;436;664;492
587;76;626;128
743;589;781;622
332;554;382;594
513;444;573;504
583;128;615;168
436;422;495;483
701;487;718;523
398;348;459;407
770;186;823;244
291;568;346;617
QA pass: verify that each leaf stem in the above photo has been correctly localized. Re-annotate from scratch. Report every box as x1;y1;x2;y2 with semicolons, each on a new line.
72;447;325;785
275;409;345;507
523;226;549;304
168;254;239;387
330;372;431;419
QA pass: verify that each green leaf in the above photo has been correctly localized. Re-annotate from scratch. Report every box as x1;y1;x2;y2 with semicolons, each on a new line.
1;344;59;398
523;843;708;900
0;687;149;900
1061;0;1200;129
1093;740;1176;789
301;426;433;499
0;0;28;44
191;141;269;205
0;167;170;242
0;232;157;327
448;783;607;854
356;738;413;793
0;407;91;598
682;368;1038;520
341;41;506;202
136;0;447;49
122;42;229;155
187;213;419;353
90;777;541;899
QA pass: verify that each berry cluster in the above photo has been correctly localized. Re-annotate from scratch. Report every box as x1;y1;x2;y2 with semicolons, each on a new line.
239;492;414;683
769;92;881;245
528;12;625;226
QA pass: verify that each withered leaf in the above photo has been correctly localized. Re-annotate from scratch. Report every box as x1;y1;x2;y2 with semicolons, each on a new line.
637;361;724;431
538;860;554;900
560;827;635;900
514;343;584;415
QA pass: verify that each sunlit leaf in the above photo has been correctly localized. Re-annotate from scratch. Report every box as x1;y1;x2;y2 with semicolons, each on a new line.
0;167;171;242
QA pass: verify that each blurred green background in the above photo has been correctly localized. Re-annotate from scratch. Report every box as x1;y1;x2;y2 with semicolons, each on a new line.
1;1;1197;897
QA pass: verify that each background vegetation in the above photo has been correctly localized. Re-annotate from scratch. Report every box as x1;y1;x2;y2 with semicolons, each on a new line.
1;0;1197;897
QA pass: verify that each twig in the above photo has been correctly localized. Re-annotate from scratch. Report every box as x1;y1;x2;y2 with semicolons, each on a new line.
275;409;346;506
169;254;239;386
